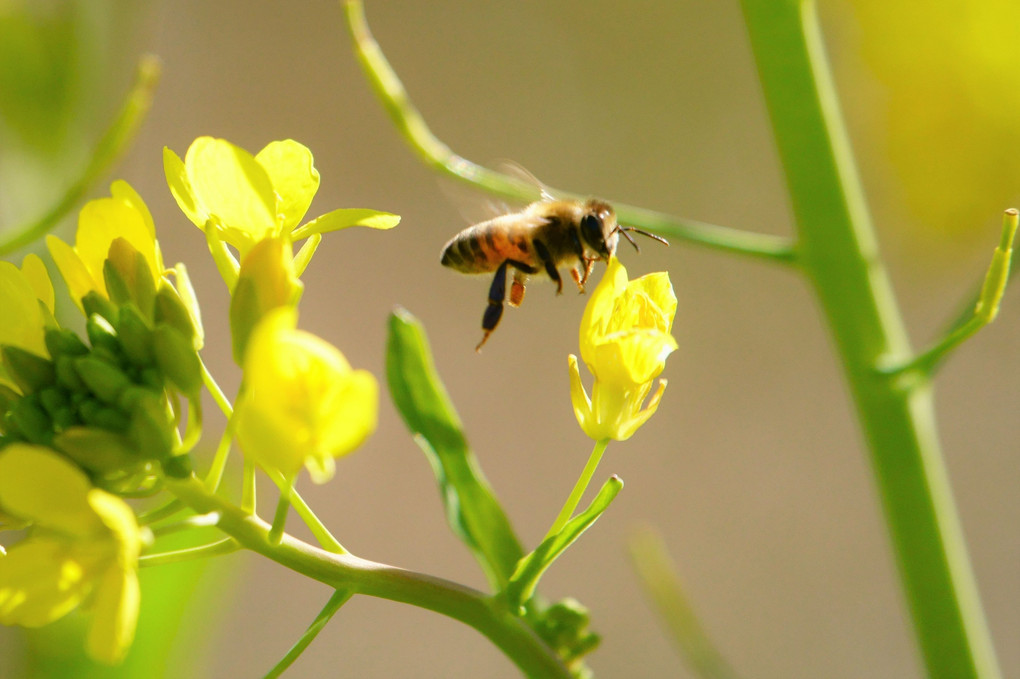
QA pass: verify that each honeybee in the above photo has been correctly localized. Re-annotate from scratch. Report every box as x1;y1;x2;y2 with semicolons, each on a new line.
441;197;667;350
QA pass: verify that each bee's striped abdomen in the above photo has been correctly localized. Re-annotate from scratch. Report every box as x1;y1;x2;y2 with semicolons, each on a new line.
440;216;536;274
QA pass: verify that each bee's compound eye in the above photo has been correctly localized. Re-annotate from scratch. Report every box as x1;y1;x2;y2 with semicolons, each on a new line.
581;213;603;246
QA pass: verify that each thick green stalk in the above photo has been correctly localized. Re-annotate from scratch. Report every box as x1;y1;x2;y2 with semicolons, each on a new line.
738;2;1000;678
167;477;570;679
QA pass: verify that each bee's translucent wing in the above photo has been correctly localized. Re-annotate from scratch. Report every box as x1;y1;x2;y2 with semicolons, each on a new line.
439;160;552;226
492;159;557;201
438;176;517;226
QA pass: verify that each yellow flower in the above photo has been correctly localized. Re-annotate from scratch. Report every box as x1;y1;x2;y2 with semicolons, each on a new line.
164;137;317;255
568;257;677;441
163;137;399;259
0;254;55;362
0;444;141;664
842;2;1020;236
235;309;378;483
47;181;164;311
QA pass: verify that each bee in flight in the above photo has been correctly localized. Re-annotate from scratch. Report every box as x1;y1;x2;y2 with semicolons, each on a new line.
440;197;667;350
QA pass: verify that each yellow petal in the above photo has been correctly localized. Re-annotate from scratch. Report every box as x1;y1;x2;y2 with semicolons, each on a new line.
0;262;48;357
76;197;160;292
614;379;668;441
628;272;677;333
87;490;141;562
317;369;378;461
163;146;207;230
0;444;100;536
110;181;156;241
567;354;596;438
579;257;627;363
255;140;320;232
20;254;54;314
185;137;278;247
0;538;88;627
86;564;139;664
47;235;97;309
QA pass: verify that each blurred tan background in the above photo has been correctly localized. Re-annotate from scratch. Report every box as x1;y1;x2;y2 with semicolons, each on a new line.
1;1;1018;677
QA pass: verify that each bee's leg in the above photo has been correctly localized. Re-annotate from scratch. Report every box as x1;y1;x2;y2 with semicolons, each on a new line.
509;269;527;307
533;240;563;294
570;267;586;293
477;260;510;352
581;257;596;285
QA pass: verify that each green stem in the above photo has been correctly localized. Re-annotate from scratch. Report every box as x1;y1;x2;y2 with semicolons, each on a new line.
150;512;221;537
341;0;796;265
739;2;1000;678
268;484;292;545
201;359;233;417
167;476;570;679
265;467;347;554
136;499;185;526
242;458;257;514
544;438;608;541
263;588;354;679
0;55;160;256
629;526;740;679
139;537;238;568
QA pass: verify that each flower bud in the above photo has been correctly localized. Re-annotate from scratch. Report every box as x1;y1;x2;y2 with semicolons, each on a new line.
103;238;157;318
85;314;122;360
55;355;88;392
2;345;56;393
154;284;200;350
44;328;89;359
151;324;201;397
126;393;174;462
115;305;155;368
74;357;131;405
7;395;53;444
81;291;118;325
53;426;140;474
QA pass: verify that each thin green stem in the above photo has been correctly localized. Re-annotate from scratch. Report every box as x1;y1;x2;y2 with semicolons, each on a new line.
739;2;1000;678
201;359;233;417
149;512;221;537
629;526;740;679
341;0;797;265
242;458;257;514
883;209;1017;377
544;439;608;541
269;484;292;545
265;467;348;554
0;55;160;256
167;476;570;678
204;407;238;493
139;537;238;568
882;317;983;378
136;499;185;526
263;588;354;679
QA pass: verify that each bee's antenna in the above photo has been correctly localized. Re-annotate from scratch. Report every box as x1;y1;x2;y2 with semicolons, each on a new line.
614;226;670;252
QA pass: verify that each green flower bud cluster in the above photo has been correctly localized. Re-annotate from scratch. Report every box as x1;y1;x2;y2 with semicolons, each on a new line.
0;251;203;490
532;598;600;679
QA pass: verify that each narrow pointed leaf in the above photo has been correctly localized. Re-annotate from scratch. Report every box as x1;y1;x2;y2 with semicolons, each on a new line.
506;475;623;610
385;308;522;590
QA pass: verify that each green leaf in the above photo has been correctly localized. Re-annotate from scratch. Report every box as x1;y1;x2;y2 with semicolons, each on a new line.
385;308;523;590
291;208;400;240
506;476;623;611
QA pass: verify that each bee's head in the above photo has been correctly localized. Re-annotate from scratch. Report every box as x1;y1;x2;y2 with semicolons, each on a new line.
579;199;619;260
